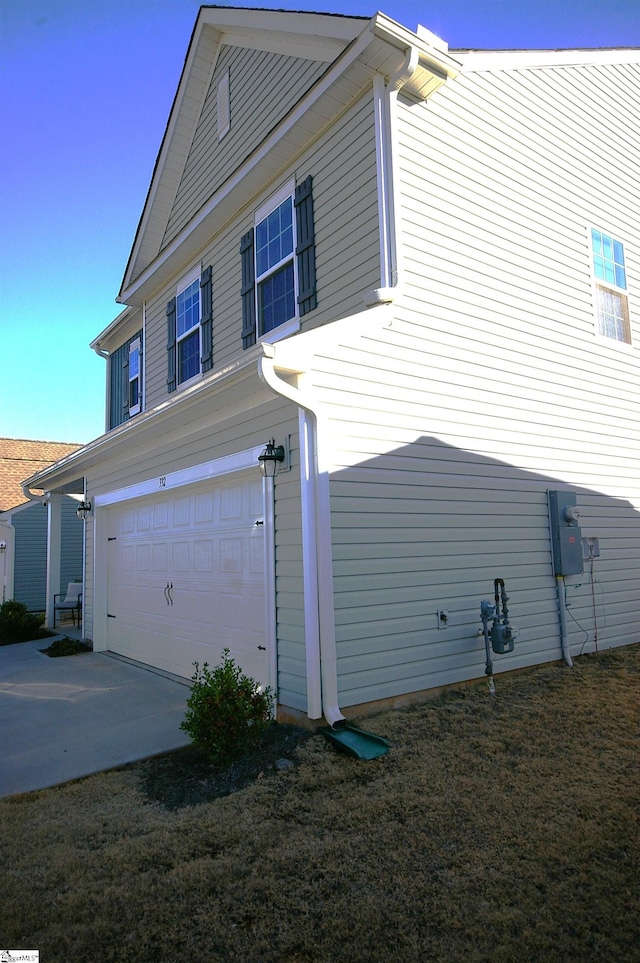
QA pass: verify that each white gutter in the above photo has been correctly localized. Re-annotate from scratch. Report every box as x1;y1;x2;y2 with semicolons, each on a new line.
20;479;47;506
258;350;344;728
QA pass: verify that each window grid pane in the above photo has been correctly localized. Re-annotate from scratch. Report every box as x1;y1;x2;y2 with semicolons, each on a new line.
256;199;293;279
259;262;295;333
178;329;200;383
591;229;626;291
129;347;139;380
177;280;200;337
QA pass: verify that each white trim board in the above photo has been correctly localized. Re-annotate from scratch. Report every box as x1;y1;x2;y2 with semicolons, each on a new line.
93;446;264;508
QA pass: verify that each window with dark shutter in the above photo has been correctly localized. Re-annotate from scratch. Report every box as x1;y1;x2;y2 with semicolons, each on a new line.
295;175;316;316
166;296;177;392
200;265;213;371
241;176;316;349
241;229;256;349
108;330;143;430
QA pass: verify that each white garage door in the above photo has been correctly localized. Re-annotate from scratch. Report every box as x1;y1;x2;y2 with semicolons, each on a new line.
106;472;268;684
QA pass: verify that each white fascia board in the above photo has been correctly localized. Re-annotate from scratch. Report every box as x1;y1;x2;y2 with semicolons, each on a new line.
94;445;263;508
119;22;222;296
90;306;141;355
198;8;367;42
23;343;272;494
456;48;640;71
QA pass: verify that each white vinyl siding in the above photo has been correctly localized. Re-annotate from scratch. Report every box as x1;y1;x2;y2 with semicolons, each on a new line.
309;321;639;708
301;61;640;708
162;46;328;248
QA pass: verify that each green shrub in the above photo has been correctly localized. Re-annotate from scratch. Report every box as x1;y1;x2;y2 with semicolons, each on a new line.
0;599;44;645
180;648;273;767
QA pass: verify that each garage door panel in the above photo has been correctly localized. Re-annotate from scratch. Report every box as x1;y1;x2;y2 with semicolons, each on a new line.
107;473;268;684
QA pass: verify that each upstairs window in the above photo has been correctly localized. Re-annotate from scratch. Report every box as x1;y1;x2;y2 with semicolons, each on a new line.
256;195;296;334
128;337;141;416
108;330;143;430
591;229;631;344
241;175;316;349
166;266;213;393
176;276;201;384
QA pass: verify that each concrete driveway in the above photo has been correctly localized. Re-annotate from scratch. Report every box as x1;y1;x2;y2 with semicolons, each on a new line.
0;638;191;798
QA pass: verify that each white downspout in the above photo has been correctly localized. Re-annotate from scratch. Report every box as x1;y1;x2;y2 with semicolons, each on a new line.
366;47;419;306
258;353;345;728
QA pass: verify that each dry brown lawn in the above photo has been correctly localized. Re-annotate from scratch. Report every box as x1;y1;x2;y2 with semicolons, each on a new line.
1;645;638;962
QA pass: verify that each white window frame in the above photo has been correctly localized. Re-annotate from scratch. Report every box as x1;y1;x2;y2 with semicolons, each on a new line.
254;179;300;342
176;267;201;387
589;227;632;346
128;337;141;416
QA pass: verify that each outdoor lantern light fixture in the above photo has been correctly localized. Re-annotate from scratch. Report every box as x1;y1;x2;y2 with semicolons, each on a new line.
76;500;92;521
0;540;6;553
258;438;285;478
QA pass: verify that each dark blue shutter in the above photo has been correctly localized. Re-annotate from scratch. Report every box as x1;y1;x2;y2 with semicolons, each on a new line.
240;229;256;349
295;175;316;316
166;297;177;392
200;265;213;372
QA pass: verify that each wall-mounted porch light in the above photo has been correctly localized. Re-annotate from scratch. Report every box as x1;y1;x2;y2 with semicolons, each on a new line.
258;438;286;478
0;540;6;553
76;500;92;521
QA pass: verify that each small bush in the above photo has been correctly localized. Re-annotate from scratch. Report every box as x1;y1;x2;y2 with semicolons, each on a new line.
0;599;44;645
180;648;273;767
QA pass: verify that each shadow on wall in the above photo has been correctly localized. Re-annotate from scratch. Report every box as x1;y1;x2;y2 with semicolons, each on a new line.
327;436;640;709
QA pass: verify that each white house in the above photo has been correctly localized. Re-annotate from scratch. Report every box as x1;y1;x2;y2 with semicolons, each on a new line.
24;7;639;725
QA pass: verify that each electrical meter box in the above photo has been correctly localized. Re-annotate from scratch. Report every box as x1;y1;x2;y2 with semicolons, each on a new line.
548;490;584;577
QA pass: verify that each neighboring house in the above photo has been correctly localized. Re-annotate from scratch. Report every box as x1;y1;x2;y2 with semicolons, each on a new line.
0;438;83;611
24;8;639;725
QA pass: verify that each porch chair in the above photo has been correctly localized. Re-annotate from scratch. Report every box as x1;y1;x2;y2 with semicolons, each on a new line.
53;582;83;629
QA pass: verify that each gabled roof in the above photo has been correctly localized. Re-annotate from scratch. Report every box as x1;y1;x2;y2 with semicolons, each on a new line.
117;6;459;308
0;438;82;511
119;7;369;300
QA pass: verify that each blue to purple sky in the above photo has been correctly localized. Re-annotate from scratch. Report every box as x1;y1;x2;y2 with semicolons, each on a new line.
1;0;639;444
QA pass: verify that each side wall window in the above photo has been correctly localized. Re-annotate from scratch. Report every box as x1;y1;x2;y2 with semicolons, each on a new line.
166;265;213;393
128;337;141;416
591;229;631;344
241;175;316;349
108;330;143;430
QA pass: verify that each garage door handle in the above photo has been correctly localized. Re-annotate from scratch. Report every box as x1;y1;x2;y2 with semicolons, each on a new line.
258;645;266;651
164;583;173;606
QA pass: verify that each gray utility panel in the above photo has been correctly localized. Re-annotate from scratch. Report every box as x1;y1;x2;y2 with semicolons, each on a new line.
548;490;584;577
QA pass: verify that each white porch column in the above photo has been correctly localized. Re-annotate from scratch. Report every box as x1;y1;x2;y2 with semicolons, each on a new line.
45;493;62;627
